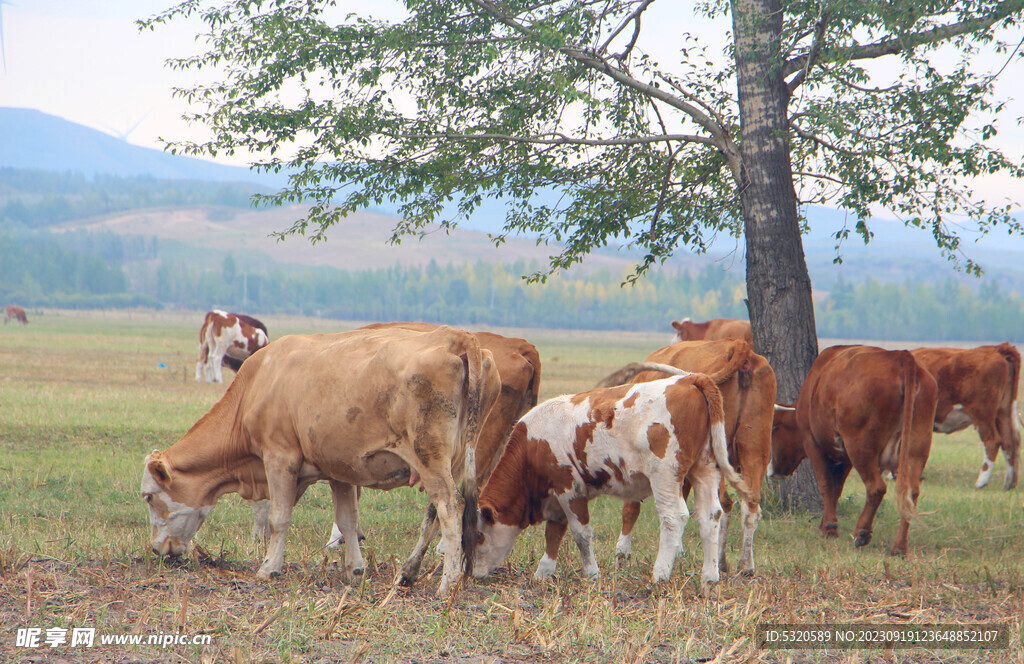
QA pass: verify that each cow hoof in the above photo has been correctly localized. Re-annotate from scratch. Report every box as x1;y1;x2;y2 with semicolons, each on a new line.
739;568;755;578
257;569;281;580
888;548;906;557
822;523;839;538
351;567;364;578
398;573;416;587
854;530;872;547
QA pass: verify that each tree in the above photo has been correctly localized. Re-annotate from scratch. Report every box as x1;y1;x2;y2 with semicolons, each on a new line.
144;0;1024;503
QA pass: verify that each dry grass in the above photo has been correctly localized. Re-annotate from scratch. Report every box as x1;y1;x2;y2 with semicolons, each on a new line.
1;310;1021;663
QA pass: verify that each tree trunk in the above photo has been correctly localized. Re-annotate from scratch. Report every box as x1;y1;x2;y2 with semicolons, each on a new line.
732;0;821;510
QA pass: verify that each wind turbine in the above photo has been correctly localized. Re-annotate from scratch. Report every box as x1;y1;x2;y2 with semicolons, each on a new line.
0;0;12;73
101;109;153;142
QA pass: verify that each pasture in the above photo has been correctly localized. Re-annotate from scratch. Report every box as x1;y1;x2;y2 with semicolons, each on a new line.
1;310;1022;663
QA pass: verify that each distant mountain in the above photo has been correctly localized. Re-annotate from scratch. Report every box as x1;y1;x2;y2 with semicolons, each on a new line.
0;107;283;186
5;106;1023;289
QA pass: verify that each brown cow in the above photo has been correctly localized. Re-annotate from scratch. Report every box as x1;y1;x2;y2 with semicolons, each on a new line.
598;339;775;576
768;345;937;555
910;344;1020;490
473;372;754;593
4;305;28;325
322;322;542;585
142;326;502;597
195;310;269;383
671;318;753;345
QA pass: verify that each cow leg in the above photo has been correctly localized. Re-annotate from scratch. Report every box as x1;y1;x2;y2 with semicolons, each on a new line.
648;473;690;584
688;465;722;593
329;481;365;581
418;470;465;598
737;498;761;577
974;419;1001;489
535;518;567;579
256;468;298;578
399;503;439;586
717;483;733;574
558;496;599;578
251;499;270;543
806;447;850;537
851;462;887;548
994;410;1019;490
616;501;642;558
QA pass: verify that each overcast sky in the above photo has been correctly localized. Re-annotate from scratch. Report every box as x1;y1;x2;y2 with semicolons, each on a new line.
2;0;1022;215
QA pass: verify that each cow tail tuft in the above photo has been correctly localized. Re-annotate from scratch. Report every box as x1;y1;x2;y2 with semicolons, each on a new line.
694;374;756;505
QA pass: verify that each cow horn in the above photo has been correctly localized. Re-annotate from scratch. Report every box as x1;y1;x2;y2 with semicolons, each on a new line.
774;404;796;412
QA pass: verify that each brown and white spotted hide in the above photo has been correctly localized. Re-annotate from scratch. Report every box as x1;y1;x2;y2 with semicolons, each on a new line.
768;345;937;555
4;305;28;325
143;325;501;598
609;339;776;578
474;374;754;592
670;318;752;346
910;344;1020;490
195;310;269;383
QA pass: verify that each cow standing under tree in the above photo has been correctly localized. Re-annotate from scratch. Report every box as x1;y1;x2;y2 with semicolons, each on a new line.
596;338;775;577
142;326;501;597
769;345;937;555
473;370;755;594
4;305;28;325
671;318;753;346
195;310;269;383
910;344;1020;491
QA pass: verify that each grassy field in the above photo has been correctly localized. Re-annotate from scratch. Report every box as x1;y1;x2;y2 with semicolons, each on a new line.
1;310;1022;663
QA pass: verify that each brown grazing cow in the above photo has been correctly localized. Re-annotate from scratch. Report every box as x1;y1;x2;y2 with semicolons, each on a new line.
323;322;542;585
671;318;753;345
598;339;775;576
473;372;754;593
910;344;1020;490
4;305;28;325
195;310;269;383
142;326;501;597
769;345;937;555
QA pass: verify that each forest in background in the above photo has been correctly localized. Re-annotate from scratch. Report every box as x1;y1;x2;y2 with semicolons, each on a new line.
2;168;1024;341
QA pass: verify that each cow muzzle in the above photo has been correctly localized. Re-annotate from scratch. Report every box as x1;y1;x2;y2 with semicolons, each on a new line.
152;536;187;558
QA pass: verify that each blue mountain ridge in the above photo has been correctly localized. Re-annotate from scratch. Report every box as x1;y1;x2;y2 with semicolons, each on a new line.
3;106;1022;288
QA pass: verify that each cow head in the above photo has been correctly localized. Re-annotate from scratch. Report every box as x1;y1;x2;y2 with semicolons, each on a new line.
472;505;524;578
768;405;805;478
140;451;212;557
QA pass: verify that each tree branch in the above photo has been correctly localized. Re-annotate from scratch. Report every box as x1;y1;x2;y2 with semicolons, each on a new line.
389;130;718;148
786;9;829;95
784;2;1024;77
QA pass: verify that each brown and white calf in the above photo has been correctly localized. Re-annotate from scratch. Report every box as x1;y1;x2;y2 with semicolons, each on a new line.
4;305;28;325
473;372;754;592
195;310;269;383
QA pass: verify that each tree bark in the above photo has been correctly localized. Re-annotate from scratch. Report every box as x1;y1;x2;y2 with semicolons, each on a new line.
732;0;822;510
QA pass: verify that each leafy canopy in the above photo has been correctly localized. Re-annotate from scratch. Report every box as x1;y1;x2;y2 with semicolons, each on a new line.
141;0;1024;280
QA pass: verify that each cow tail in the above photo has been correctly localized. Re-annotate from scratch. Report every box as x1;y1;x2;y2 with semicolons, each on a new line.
895;351;919;525
458;338;496;577
997;343;1021;437
693;374;755;505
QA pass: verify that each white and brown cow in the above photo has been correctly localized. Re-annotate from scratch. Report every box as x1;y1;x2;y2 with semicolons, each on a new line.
671;318;752;346
910;344;1020;490
598;338;776;577
195;310;269;383
473;371;754;592
142;325;501;597
4;305;28;325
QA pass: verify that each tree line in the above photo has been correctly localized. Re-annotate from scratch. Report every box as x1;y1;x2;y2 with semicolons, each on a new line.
2;228;1023;342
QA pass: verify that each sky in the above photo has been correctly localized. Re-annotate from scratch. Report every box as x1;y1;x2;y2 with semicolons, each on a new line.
1;0;1022;214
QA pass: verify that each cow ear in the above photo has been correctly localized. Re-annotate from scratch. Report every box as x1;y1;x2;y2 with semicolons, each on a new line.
670;320;684;332
480;506;495;525
147;457;171;486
